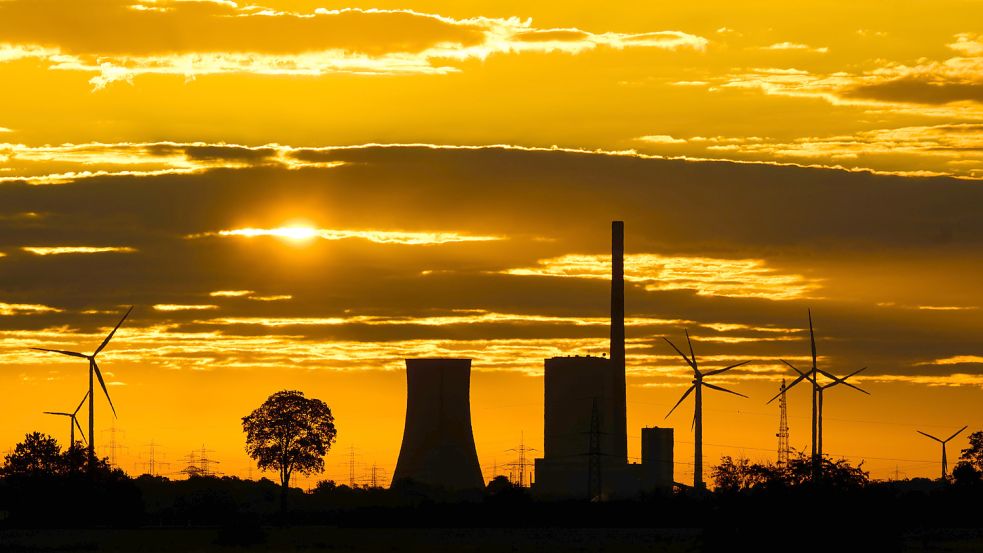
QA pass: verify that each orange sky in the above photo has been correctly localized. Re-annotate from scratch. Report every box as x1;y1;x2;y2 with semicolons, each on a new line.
1;0;982;486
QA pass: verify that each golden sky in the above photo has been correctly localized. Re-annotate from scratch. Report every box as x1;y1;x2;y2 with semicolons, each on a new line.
1;0;982;486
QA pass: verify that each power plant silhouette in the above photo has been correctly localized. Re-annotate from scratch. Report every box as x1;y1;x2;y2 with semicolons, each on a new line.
391;358;484;490
391;222;674;497
534;221;673;499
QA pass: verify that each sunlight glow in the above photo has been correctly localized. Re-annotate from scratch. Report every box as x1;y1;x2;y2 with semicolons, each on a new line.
206;227;503;245
153;304;219;311
22;246;137;255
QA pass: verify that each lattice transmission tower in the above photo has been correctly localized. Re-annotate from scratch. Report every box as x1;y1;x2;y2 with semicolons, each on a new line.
507;432;537;487
777;379;790;466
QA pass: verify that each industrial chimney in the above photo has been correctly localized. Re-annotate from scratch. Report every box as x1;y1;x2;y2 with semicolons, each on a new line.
391;358;484;490
610;220;628;462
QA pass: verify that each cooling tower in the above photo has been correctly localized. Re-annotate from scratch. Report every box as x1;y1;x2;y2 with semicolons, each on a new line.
391;358;484;490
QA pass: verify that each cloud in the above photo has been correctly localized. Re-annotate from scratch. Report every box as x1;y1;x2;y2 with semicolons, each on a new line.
209;290;254;297
208;290;291;301
153;304;219;311
0;302;62;316
846;78;983;105
0;1;708;88
0;141;341;184
636;135;687;144
948;33;983;56
921;355;983;365
22;246;137;255
637;124;983;179
0;145;981;383
249;295;292;302
718;34;983;118
195;226;504;245
503;253;820;301
761;42;829;53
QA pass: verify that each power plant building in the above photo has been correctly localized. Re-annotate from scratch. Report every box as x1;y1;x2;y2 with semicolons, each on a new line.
391;358;484;491
534;221;674;498
387;221;674;498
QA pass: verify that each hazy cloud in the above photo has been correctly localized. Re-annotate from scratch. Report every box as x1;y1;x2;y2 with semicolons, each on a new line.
0;1;708;87
0;145;981;384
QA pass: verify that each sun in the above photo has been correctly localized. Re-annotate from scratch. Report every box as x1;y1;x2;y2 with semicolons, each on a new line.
272;225;319;243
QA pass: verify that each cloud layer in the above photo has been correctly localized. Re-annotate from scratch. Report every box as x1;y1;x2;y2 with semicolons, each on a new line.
0;1;707;87
1;144;980;387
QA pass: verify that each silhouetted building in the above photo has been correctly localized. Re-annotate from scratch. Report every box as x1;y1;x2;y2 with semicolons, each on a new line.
543;355;620;461
534;221;673;499
391;358;484;491
642;427;674;491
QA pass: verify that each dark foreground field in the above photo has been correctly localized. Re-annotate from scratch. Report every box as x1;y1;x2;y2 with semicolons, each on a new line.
2;527;982;553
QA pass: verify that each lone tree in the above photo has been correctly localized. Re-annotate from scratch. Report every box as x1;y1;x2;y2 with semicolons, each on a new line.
960;430;983;471
242;390;337;511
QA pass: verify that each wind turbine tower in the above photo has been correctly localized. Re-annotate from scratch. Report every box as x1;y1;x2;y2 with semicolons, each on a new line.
917;426;967;480
32;306;133;467
663;330;750;489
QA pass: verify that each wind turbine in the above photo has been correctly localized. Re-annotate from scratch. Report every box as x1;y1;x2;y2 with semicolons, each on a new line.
32;306;133;466
663;329;750;490
769;310;822;471
917;425;967;480
782;363;869;458
43;391;89;447
768;310;866;477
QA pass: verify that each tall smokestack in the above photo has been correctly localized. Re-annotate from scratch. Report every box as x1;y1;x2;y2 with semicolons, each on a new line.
610;221;628;462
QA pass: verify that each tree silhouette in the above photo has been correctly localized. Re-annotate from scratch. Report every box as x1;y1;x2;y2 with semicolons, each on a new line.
1;432;62;476
959;430;983;471
1;432;114;478
242;390;337;512
710;452;868;491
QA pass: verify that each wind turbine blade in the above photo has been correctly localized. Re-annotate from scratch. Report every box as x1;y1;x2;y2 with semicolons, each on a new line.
74;391;89;416
685;329;697;369
94;306;133;356
74;417;86;443
703;360;752;376
662;337;696;370
767;372;808;404
842;366;867;380
665;385;696;418
815;368;837;381
92;360;117;417
808;309;817;369
917;430;943;443
691;412;696;432
30;348;87;358
43;411;72;416
703;381;749;398
781;359;810;380
836;381;870;395
945;425;968;443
